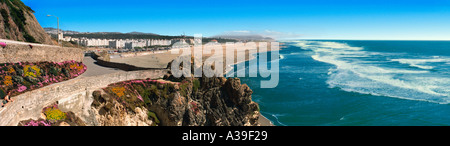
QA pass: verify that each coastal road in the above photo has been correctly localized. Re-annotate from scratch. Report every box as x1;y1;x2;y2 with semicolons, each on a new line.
81;56;125;77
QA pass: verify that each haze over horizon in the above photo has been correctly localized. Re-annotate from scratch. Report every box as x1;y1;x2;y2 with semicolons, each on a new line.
23;0;450;40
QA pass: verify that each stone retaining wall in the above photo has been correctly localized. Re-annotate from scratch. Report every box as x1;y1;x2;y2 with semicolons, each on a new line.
0;69;168;126
110;50;168;59
95;57;163;71
0;43;83;63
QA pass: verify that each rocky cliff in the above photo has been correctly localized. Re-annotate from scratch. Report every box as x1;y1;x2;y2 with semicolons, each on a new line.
0;0;54;45
88;75;260;126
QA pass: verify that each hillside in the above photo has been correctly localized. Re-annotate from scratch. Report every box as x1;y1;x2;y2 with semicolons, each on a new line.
0;0;54;45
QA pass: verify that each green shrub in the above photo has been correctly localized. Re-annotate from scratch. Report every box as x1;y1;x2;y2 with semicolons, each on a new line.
62;68;70;77
12;76;24;83
141;88;153;105
49;66;58;76
179;83;188;97
1;9;9;29
193;79;200;92
43;106;67;121
23;32;37;43
0;88;6;99
147;111;160;125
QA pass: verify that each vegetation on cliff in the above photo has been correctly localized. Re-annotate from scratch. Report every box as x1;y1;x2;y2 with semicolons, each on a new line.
0;61;87;105
90;73;260;126
88;56;260;126
0;0;54;44
18;103;86;126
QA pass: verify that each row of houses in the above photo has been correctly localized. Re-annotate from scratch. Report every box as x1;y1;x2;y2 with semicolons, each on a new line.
79;38;173;49
61;36;202;50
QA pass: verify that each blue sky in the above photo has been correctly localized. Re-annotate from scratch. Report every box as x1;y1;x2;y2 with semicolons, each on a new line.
23;0;450;40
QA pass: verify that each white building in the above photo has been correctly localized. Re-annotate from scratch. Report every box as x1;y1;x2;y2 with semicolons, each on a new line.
109;40;125;49
124;42;136;50
78;38;111;47
149;39;171;46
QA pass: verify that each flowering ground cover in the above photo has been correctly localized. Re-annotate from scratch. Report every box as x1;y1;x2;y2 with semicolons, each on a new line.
99;78;197;125
0;60;87;100
103;79;180;110
18;103;86;126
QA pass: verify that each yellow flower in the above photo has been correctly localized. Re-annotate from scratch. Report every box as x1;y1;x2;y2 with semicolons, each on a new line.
24;65;40;77
4;76;12;86
7;67;15;73
70;64;78;69
44;107;67;121
31;65;41;76
112;87;125;97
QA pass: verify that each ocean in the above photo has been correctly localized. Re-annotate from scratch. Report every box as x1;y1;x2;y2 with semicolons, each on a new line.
231;40;450;126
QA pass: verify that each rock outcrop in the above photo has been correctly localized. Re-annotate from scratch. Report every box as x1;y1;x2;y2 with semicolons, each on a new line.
85;57;261;126
18;103;86;126
91;90;153;126
0;0;54;45
88;74;260;126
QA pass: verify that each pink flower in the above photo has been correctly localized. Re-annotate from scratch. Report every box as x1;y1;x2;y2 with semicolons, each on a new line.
24;120;51;126
137;95;143;101
40;121;51;126
17;85;27;92
24;120;38;126
0;42;6;48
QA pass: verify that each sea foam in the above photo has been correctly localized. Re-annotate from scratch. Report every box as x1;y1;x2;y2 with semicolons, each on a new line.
295;41;450;104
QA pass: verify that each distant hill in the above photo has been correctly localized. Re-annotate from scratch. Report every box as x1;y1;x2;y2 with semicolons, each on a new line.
213;34;274;41
44;27;179;40
126;31;159;35
44;28;160;36
0;0;54;45
44;28;241;44
44;27;82;35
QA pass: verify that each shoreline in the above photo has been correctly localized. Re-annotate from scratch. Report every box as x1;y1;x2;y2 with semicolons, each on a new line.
259;113;275;126
220;42;279;126
108;42;280;126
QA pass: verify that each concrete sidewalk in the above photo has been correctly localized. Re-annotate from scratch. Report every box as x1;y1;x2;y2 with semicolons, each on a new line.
81;57;125;77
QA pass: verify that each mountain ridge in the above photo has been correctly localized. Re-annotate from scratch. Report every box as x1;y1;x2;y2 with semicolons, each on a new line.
44;27;160;36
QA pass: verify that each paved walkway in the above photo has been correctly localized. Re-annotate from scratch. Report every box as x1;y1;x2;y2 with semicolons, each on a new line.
81;57;125;77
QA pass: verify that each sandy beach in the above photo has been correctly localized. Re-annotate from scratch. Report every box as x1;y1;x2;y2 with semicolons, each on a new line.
110;51;181;68
110;42;279;69
108;42;278;126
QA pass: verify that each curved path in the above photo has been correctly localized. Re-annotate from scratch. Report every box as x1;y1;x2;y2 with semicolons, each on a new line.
81;56;125;77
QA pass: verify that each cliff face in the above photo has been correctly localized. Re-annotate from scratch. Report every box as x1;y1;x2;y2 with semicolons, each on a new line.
0;0;54;45
89;75;260;126
86;58;260;126
91;90;154;126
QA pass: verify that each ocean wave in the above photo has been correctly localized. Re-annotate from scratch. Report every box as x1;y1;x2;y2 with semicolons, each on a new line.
288;52;302;55
293;40;450;104
261;112;288;126
391;58;449;70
